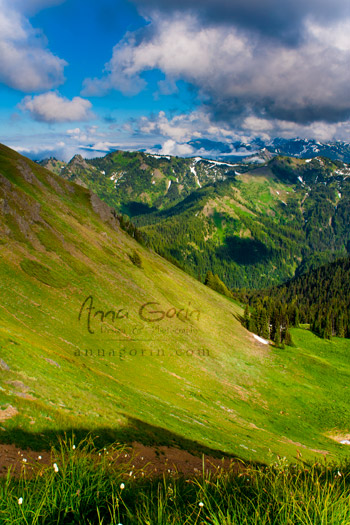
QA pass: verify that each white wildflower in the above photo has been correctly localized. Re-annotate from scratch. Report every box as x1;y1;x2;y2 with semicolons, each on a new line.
199;502;204;507
18;497;23;505
53;463;59;473
120;483;125;490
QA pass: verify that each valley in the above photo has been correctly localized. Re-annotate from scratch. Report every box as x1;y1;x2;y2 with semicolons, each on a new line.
41;150;350;289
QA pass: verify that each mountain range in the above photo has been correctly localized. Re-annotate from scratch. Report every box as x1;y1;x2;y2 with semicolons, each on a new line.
40;149;350;289
186;138;350;163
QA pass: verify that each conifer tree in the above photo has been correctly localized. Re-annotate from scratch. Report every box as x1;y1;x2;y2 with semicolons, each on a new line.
284;327;294;346
260;310;270;339
338;314;345;338
294;307;300;327
324;314;332;340
274;327;281;348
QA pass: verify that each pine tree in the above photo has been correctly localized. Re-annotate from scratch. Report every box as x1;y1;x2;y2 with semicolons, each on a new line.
204;271;215;288
284;327;294;346
274;327;281;348
338;313;345;338
324;314;332;340
294;307;300;327
248;312;257;333
260;310;270;339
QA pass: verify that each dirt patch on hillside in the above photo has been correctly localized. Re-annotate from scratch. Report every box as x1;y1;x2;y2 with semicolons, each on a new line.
0;406;18;422
0;442;240;478
127;442;238;477
0;444;50;476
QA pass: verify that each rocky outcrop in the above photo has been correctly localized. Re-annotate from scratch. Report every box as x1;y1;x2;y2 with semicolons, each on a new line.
89;191;119;231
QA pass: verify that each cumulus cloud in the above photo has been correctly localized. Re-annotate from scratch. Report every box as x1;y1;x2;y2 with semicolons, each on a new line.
159;139;194;156
85;1;350;131
0;0;66;91
20;92;94;123
133;0;350;44
137;110;238;142
132;107;350;148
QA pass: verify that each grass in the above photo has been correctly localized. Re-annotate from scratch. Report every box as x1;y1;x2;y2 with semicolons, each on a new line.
2;437;350;524
20;258;68;288
1;144;350;466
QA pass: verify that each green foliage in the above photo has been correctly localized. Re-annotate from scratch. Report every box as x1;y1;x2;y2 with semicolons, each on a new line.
240;256;350;341
129;250;143;268
3;438;350;524
204;270;233;298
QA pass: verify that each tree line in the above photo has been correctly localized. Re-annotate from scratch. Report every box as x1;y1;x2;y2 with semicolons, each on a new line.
235;256;350;342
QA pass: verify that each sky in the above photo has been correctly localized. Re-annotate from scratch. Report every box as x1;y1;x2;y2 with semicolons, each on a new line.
1;0;350;161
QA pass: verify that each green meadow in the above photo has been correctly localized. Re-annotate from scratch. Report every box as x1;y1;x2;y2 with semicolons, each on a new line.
0;143;350;468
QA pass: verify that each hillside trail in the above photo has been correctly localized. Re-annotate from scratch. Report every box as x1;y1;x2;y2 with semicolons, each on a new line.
0;442;241;478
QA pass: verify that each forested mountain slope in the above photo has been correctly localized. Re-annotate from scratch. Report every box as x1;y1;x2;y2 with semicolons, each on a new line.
41;151;350;288
243;256;350;342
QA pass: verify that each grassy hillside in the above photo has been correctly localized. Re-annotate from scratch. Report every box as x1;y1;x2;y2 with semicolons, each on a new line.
1;143;350;464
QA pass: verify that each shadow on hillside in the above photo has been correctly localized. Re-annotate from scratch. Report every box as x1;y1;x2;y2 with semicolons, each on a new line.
232;311;244;325
123;201;158;217
0;415;245;460
217;236;272;265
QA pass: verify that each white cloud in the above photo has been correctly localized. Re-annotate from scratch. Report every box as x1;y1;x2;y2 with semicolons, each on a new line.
20;92;94;123
14;140;71;160
137;110;239;143
85;13;350;126
160;139;194;156
242;117;274;133
306;19;350;52
66;128;81;135
0;0;66;92
132;106;350;146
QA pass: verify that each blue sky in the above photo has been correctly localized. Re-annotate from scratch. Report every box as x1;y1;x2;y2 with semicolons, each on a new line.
1;0;350;160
